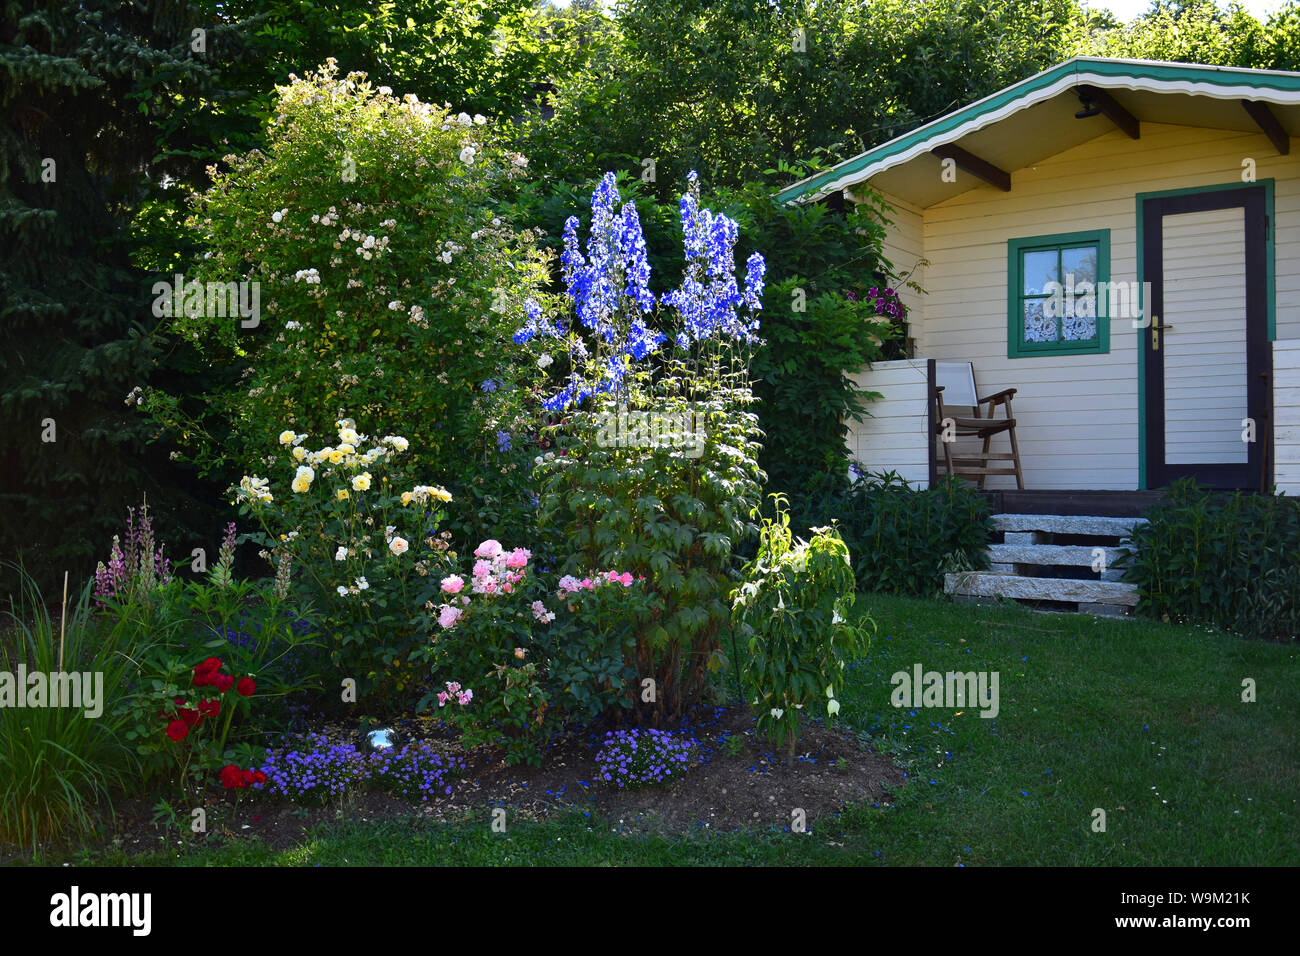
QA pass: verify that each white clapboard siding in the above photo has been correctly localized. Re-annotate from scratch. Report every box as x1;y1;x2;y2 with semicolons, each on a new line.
873;191;926;341
1275;340;1300;496
910;121;1300;489
846;359;931;487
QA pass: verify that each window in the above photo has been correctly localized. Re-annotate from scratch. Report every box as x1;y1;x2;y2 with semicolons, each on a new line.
1007;230;1110;357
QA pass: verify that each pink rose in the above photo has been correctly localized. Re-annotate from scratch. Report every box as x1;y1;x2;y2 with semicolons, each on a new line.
474;539;503;559
606;570;620;582
619;572;634;586
504;548;531;569
441;574;465;594
579;577;594;590
437;606;462;630
437;691;449;707
472;559;493;578
446;681;461;694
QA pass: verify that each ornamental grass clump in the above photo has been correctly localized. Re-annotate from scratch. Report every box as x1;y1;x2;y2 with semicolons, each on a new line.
1;568;146;855
595;728;696;789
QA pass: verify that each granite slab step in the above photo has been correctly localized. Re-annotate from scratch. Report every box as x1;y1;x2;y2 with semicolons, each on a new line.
945;571;1139;607
987;543;1133;567
992;513;1147;537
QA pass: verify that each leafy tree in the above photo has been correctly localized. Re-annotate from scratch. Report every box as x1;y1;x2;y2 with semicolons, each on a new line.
1079;0;1271;66
519;0;1097;197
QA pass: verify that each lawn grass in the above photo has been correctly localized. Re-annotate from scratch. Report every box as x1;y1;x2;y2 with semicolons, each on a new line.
61;594;1299;866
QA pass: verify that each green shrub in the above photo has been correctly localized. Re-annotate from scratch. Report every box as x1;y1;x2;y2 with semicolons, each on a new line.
732;498;871;762
91;510;320;790
809;469;993;595
414;548;652;766
1120;479;1300;641
234;418;455;709
143;62;549;549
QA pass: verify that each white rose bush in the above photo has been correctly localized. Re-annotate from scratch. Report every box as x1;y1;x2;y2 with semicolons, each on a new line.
235;417;456;703
143;62;550;544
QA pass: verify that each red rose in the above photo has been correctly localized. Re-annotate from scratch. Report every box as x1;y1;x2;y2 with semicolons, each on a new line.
240;769;256;787
192;671;211;688
213;673;234;692
219;765;244;789
179;707;201;727
236;677;256;697
166;720;189;742
250;770;267;785
198;657;222;673
198;698;220;719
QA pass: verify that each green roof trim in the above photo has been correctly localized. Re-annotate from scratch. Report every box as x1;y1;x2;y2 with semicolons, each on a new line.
777;57;1300;205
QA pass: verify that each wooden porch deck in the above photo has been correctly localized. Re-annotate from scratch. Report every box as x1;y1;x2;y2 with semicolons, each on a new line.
973;487;1263;518
974;489;1167;518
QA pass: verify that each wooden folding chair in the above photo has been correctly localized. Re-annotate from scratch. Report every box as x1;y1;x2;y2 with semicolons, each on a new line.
933;361;1024;490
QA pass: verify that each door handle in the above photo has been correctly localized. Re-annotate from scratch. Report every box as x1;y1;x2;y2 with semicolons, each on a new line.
1151;316;1175;351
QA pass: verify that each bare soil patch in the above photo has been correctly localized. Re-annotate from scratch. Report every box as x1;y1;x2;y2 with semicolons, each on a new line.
78;704;905;859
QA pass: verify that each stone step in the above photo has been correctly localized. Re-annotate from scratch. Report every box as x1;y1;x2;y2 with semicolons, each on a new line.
945;571;1140;607
992;513;1147;537
987;543;1132;568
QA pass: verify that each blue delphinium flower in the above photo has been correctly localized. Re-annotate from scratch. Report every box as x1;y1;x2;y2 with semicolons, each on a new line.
520;170;766;412
512;299;563;344
744;252;766;312
616;202;655;315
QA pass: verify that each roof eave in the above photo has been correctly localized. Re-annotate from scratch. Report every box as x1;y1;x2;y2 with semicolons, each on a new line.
777;57;1300;205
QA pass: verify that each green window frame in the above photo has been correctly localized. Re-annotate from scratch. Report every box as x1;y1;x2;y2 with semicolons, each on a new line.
1007;229;1111;358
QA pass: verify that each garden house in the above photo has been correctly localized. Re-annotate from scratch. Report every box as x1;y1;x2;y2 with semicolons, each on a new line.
779;57;1300;511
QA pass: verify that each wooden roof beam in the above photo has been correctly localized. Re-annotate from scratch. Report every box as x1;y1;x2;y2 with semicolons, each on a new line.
1077;85;1140;139
1241;99;1290;155
930;143;1011;192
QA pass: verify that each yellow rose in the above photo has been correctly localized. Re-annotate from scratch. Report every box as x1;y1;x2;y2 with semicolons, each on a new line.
291;476;311;493
328;450;344;464
352;472;371;492
292;446;307;461
430;486;452;502
278;430;295;446
337;489;350;501
339;427;359;445
400;491;412;505
338;443;355;455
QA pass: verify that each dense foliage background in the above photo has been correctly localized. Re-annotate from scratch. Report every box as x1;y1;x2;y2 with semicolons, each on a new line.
7;0;1300;592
